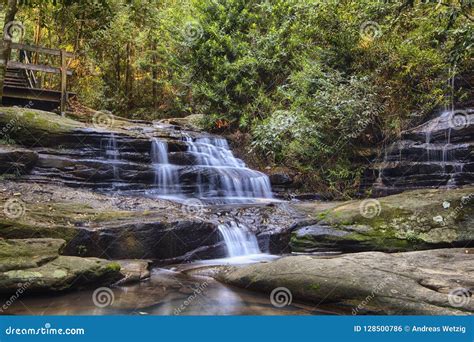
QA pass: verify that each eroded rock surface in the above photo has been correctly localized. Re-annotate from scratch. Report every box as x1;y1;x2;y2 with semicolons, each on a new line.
217;248;474;315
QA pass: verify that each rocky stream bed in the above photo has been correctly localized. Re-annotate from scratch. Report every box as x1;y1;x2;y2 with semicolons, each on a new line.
0;107;472;315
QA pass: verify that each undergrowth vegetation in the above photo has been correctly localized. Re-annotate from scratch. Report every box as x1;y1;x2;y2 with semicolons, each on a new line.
8;0;474;195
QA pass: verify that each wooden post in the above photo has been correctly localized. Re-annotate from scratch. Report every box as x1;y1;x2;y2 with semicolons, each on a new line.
0;38;12;104
60;49;67;115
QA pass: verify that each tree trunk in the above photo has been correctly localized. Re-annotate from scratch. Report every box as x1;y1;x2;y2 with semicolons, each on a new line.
4;0;18;30
33;9;43;64
125;41;133;109
151;39;158;109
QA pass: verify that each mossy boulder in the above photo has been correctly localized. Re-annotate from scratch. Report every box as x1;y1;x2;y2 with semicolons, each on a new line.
0;238;123;294
0;107;85;138
0;256;122;294
290;188;474;252
0;238;65;272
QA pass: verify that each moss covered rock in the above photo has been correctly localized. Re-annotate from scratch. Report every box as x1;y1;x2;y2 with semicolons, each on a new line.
0;254;122;294
290;188;474;252
0;107;84;135
0;238;65;272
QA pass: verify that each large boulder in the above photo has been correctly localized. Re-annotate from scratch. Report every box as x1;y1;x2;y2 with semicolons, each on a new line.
290;187;474;253
269;173;293;186
0;256;122;294
0;107;85;146
217;248;474;315
0;238;123;294
64;220;223;260
0;238;65;272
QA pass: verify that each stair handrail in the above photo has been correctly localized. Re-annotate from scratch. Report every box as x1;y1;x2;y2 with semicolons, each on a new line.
20;49;38;88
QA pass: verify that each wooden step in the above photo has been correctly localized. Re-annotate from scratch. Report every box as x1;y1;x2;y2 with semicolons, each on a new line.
5;73;27;78
5;76;28;83
5;76;27;82
4;81;28;87
5;67;31;88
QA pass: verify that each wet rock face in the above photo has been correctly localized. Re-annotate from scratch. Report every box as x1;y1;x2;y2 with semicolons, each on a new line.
64;221;224;260
362;109;474;196
0;146;38;175
1;108;273;201
269;173;293;186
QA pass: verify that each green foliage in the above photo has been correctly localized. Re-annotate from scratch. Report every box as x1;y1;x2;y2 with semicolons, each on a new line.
0;136;16;145
8;0;474;195
183;0;472;194
250;60;380;193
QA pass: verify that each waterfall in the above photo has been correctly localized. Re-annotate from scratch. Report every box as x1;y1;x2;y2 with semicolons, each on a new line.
185;137;273;200
368;107;473;194
105;134;120;180
148;134;273;203
217;221;261;257
425;131;431;162
151;138;180;195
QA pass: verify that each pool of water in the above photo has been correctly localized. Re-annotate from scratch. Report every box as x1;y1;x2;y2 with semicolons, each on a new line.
4;261;344;316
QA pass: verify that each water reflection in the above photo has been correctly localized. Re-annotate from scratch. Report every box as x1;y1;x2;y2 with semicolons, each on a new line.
4;265;338;316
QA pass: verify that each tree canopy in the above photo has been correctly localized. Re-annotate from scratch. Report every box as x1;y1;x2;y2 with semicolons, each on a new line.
2;0;473;194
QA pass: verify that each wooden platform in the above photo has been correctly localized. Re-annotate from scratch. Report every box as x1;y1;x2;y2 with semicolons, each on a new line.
0;41;74;113
2;85;75;111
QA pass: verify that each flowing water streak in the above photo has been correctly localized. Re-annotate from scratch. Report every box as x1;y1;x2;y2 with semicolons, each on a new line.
185;137;273;199
217;221;261;257
105;133;120;180
151;138;180;194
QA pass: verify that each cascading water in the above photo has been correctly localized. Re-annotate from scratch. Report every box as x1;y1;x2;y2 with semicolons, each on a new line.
105;134;120;180
151;138;180;195
148;134;273;203
365;108;473;195
185;137;273;201
217;221;261;257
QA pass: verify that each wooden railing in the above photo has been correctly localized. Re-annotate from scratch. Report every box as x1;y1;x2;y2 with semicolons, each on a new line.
0;39;74;114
